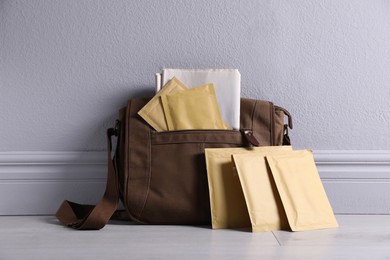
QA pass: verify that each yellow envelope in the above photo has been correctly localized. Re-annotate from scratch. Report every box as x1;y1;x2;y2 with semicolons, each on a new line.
161;84;230;130
204;146;292;229
232;152;290;232
138;77;188;132
266;150;339;231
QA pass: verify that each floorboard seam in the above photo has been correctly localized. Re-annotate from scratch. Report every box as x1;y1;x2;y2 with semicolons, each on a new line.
272;232;282;246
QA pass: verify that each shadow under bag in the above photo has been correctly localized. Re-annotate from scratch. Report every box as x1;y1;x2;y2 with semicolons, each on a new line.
56;98;293;230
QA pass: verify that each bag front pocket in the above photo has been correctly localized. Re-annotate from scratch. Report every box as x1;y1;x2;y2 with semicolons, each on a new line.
136;130;245;224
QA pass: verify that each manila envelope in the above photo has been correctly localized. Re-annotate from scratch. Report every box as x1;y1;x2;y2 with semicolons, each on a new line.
266;150;339;231
161;84;230;130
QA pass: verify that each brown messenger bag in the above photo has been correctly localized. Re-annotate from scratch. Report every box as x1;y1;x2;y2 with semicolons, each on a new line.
56;97;293;230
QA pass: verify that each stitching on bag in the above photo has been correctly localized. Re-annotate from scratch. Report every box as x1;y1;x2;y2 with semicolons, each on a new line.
199;142;206;220
154;131;238;136
138;128;152;218
124;101;132;218
269;102;274;145
150;131;242;145
251;100;256;132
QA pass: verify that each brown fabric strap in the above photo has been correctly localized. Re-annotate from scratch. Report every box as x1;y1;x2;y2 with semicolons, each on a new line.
55;128;119;230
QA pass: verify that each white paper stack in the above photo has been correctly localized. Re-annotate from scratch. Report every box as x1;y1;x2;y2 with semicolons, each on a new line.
156;69;241;130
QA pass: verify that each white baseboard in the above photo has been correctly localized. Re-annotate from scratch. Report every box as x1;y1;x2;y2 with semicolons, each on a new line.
314;150;390;214
1;150;390;215
0;152;107;215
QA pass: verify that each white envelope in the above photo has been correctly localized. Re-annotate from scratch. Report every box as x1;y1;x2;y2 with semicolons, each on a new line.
156;69;241;130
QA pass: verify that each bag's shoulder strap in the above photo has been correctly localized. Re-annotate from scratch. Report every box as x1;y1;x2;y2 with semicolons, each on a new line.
55;127;119;230
55;99;148;230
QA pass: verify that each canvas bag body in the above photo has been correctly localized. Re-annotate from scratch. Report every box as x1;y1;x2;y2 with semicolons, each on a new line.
117;98;291;225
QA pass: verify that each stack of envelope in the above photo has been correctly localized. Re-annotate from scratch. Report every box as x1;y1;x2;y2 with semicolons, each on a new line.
139;69;241;131
205;148;339;232
156;69;241;130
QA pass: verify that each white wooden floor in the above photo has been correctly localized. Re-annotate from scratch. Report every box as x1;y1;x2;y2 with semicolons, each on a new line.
1;215;390;259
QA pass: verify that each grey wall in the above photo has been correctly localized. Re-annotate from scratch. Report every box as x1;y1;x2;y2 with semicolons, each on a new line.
1;0;390;152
